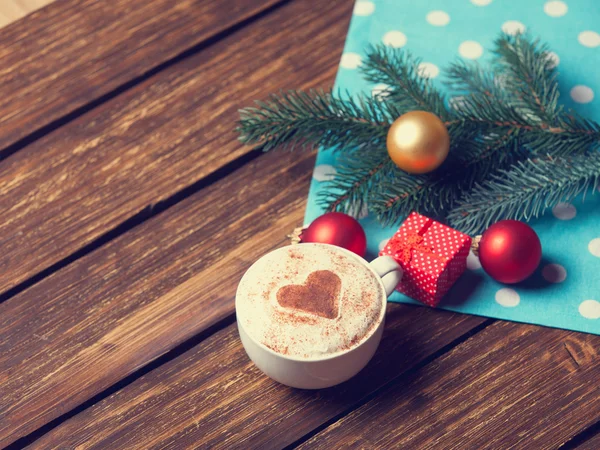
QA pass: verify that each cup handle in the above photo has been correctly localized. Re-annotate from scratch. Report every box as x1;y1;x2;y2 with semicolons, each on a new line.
369;256;403;298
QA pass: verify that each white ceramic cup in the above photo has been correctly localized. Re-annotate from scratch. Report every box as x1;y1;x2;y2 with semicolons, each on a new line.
236;243;403;389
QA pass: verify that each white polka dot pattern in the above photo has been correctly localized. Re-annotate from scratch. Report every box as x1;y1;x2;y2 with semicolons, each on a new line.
502;20;526;35
426;11;450;27
545;52;560;69
544;1;568;18
579;300;600;319
570;85;594;104
589;238;600;257
418;62;440;79
552;202;577;220
466;251;482;270
379;212;472;306
301;0;600;336
459;41;484;59
340;53;362;69
542;264;567;283
378;238;390;252
495;288;521;307
354;1;375;16
312;164;337;182
383;31;407;48
579;31;600;48
372;83;390;99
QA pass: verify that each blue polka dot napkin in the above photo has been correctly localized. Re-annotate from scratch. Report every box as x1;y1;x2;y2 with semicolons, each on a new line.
304;0;600;334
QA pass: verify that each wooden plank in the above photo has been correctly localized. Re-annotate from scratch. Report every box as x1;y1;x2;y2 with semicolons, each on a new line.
298;322;600;449
0;148;315;446
29;309;485;449
0;0;350;296
0;0;54;28
0;0;282;150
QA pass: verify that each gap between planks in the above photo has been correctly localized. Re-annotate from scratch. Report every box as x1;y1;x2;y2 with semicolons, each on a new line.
283;319;496;449
558;420;600;450
1;148;492;448
295;323;600;449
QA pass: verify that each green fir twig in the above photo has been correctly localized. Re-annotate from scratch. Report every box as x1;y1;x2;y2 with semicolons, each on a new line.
448;152;600;234
361;45;449;119
493;33;562;126
236;33;600;233
317;145;390;214
237;89;403;152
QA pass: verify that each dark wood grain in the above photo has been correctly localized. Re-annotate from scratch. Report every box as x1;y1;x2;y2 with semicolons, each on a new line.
298;322;600;449
576;429;600;450
29;308;485;449
0;148;315;446
0;0;350;296
0;0;282;151
0;1;357;441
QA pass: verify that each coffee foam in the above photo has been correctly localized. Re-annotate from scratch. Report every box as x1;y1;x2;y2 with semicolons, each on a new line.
237;244;384;359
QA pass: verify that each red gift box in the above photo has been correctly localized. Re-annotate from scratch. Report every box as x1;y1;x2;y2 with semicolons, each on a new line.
379;212;472;306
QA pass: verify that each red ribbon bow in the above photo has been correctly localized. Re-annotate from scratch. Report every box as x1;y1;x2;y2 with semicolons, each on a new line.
389;218;444;266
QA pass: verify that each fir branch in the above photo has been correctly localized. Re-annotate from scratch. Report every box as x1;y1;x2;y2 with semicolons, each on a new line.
366;39;599;225
361;45;450;120
368;166;432;225
317;145;390;213
446;60;535;128
446;58;600;157
237;89;403;152
237;32;600;231
448;152;600;234
369;119;517;208
493;33;562;126
445;59;498;99
521;128;600;157
370;127;523;225
319;122;517;221
453;130;525;187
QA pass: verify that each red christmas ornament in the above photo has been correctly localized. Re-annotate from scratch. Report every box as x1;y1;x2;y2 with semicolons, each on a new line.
478;220;542;284
301;212;367;257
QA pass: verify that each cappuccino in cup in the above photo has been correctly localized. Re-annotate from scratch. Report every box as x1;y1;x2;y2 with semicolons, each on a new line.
237;243;402;388
236;243;384;359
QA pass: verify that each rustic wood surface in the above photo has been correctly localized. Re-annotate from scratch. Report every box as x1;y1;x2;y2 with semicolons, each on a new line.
0;0;282;152
0;0;341;297
30;308;486;449
299;323;600;449
0;0;351;445
0;0;598;448
0;0;54;28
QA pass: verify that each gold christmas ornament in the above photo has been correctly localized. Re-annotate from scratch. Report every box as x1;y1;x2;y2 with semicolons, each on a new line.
386;111;450;174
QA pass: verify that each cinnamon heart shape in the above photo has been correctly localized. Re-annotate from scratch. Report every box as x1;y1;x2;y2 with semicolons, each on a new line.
276;270;341;319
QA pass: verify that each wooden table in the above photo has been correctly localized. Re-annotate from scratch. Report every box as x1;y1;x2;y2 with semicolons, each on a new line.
0;1;598;448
